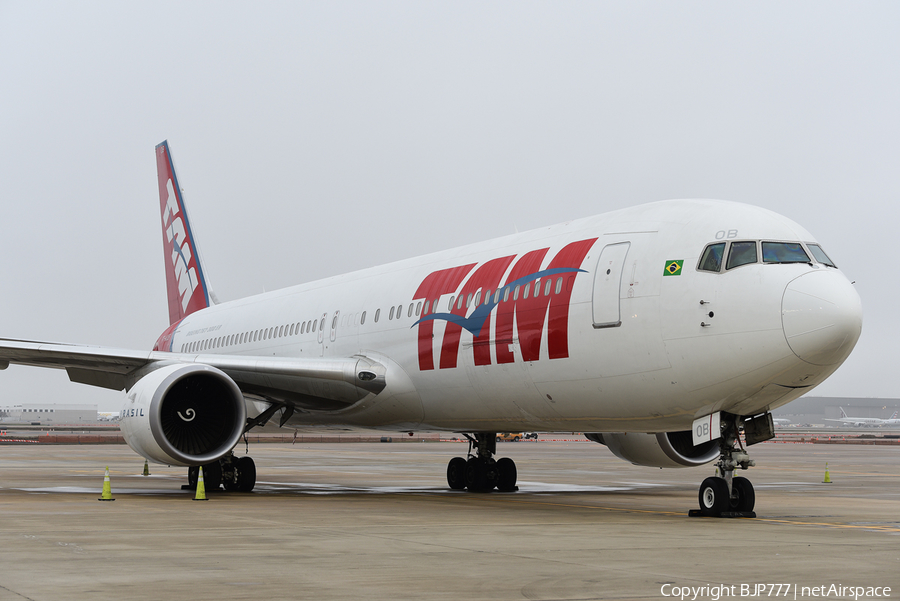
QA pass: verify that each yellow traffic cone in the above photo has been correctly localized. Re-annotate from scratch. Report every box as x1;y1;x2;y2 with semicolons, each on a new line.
98;467;115;501
193;465;208;501
823;462;832;483
142;460;150;477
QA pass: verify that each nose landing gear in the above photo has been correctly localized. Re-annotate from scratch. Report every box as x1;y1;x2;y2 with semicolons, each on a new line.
691;415;762;518
446;432;518;493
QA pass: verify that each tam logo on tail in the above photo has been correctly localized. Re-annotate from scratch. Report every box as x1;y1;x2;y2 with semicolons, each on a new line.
155;141;210;326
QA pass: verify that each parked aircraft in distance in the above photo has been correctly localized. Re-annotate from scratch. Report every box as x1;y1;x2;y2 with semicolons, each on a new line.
826;408;899;428
772;418;791;426
0;141;863;517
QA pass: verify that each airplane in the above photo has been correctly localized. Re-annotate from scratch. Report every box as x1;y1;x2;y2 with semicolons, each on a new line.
826;408;899;427
0;141;862;517
772;418;791;426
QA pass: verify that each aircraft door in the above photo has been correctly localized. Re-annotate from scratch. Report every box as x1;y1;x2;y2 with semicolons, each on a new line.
330;310;340;342
316;312;327;355
592;242;630;328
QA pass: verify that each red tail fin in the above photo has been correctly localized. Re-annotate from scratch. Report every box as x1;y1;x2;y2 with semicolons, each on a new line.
155;141;211;325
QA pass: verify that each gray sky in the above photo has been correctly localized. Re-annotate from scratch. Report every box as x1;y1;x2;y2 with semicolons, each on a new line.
1;2;897;411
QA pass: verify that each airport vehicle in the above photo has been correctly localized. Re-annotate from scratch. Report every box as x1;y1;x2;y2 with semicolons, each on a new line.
826;408;899;428
496;433;524;442
0;141;862;514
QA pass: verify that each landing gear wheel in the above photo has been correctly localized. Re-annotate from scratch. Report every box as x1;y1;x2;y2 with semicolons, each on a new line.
465;457;498;492
496;457;517;492
187;465;199;489
698;477;729;516
447;457;467;490
202;460;223;491
729;476;755;512
235;456;256;492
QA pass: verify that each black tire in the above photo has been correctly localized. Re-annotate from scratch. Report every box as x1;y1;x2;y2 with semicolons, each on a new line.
202;461;223;491
496;457;517;492
698;477;728;516
482;461;499;492
729;476;755;512
513;436;520;442
236;456;256;492
447;457;467;490
187;465;199;489
465;457;483;491
496;436;501;442
465;457;497;492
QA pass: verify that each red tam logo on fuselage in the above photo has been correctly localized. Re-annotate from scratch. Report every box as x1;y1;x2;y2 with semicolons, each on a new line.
412;238;597;371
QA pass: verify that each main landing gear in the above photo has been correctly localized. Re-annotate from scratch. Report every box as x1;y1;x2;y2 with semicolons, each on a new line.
446;432;518;493
185;453;256;493
692;415;762;518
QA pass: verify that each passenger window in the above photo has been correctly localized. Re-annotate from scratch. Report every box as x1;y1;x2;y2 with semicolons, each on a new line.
807;244;836;268
544;279;552;296
474;291;481;306
726;241;758;270
494;290;501;304
523;284;529;299
279;326;284;337
456;296;463;310
332;315;339;329
389;306;395;320
319;317;325;331
361;311;367;324
408;303;414;318
503;287;510;302
762;242;810;264
416;302;421;316
375;308;381;323
466;293;472;308
699;243;726;272
513;285;520;301
555;278;563;294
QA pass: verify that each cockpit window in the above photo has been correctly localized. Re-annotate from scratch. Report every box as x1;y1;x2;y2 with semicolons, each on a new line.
807;244;837;268
698;243;725;272
726;241;758;270
762;242;810;264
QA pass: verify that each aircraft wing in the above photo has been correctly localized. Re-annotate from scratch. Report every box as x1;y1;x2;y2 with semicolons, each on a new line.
0;338;386;411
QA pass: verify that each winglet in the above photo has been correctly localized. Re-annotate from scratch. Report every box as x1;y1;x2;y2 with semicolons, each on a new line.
155;141;213;325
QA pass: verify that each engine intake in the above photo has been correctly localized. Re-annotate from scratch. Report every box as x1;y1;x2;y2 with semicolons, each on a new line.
120;363;247;466
585;431;720;468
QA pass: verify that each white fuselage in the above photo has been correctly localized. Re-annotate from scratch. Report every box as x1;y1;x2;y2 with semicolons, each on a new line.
160;199;862;434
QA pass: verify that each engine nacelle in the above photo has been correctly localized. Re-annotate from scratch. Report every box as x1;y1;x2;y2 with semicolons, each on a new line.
585;431;720;468
120;363;247;467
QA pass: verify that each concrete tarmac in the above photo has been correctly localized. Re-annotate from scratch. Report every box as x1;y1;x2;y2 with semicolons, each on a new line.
0;440;898;600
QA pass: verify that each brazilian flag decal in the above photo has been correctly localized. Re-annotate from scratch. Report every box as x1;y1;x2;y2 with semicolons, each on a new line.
664;260;684;276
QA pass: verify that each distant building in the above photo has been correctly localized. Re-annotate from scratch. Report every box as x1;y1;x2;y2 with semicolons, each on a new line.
0;403;99;424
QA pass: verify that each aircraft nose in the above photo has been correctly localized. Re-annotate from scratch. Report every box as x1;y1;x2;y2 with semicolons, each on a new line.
782;270;862;366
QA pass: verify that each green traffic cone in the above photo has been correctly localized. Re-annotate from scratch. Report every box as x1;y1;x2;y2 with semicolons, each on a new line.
98;467;115;501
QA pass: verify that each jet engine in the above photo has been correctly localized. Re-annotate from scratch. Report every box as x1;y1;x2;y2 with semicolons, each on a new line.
119;363;247;466
585;431;720;468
